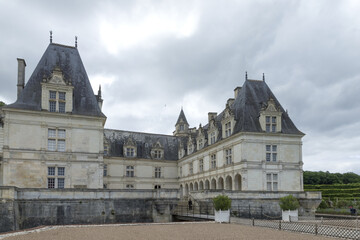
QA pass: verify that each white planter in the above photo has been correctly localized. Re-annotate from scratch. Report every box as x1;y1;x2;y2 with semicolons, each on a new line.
282;209;298;222
214;209;230;223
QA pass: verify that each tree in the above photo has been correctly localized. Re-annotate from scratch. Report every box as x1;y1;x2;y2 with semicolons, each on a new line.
0;101;5;107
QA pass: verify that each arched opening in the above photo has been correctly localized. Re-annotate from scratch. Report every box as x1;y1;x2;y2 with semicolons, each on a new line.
154;185;161;189
225;176;233;190
211;178;216;190
234;174;242;191
194;182;198;191
218;177;224;190
189;182;194;192
205;179;210;190
199;181;204;190
185;183;189;196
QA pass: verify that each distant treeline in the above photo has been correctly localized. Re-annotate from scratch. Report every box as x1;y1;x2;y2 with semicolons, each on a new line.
304;171;360;185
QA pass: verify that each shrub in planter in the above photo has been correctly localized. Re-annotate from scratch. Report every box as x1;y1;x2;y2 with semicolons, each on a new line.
279;195;300;222
213;195;232;211
213;195;231;223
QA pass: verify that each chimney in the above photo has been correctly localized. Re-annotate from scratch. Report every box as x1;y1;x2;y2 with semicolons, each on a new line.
17;58;26;99
227;98;235;107
234;86;241;98
208;112;217;122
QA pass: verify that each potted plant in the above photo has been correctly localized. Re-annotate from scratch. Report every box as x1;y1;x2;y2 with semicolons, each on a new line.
279;195;300;222
213;195;232;223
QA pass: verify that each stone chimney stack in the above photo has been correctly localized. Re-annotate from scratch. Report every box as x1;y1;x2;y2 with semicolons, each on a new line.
96;85;103;110
17;58;26;99
234;86;241;99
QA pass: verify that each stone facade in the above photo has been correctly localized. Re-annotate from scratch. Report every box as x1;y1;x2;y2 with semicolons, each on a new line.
0;40;320;233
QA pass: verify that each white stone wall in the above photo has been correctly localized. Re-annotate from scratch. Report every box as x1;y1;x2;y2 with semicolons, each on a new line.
1;107;105;188
178;132;303;193
104;157;178;190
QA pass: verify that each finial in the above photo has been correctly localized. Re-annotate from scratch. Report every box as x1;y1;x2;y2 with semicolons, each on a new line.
75;36;78;48
245;71;248;80
98;85;102;98
263;73;265;82
50;30;53;43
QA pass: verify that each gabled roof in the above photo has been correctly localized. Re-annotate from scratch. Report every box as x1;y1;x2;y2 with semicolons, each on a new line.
175;109;189;126
7;43;105;118
104;129;179;161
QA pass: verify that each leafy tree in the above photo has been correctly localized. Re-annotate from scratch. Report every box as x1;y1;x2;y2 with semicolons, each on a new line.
304;171;360;185
0;101;5;107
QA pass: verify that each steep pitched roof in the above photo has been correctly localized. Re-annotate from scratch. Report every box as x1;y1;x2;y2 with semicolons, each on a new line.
104;129;179;161
7;43;105;118
231;79;303;135
175;109;189;126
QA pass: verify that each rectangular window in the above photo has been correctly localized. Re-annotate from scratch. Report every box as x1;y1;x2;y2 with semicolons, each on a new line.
59;92;66;100
199;159;204;172
210;132;216;144
211;154;216;169
266;116;277;132
50;91;56;99
266;145;277;162
155;167;161;178
48;167;65;188
49;91;66;113
198;138;203;149
266;173;278;191
49;101;56;112
104;145;108;155
58;102;65;113
225;148;232;165
126;166;134;177
58;167;65;176
48;178;55;188
188;144;193;154
126;148;135;157
189;162;193;175
48;167;55;176
154;150;162;159
225;122;231;137
103;164;107;177
48;129;66;151
57;178;65;189
179;166;182;177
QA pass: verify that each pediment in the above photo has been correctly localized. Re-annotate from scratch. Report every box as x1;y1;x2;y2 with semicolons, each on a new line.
48;66;66;85
153;141;163;149
264;98;279;112
124;137;136;147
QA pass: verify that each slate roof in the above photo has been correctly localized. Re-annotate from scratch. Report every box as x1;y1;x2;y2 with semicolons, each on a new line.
175;109;189;126
6;43;105;118
180;79;304;156
104;129;179;161
231;79;303;135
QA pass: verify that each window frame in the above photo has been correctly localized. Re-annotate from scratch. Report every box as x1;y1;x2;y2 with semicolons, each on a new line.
266;144;277;162
47;166;65;189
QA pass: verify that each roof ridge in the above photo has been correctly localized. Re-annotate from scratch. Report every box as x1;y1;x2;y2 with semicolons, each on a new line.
104;128;177;138
50;42;76;49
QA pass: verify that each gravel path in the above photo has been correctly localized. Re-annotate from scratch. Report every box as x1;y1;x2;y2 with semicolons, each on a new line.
0;222;335;240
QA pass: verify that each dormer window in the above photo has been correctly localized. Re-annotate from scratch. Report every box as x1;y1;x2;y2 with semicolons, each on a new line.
210;131;216;144
49;91;66;113
221;107;235;138
41;66;73;113
153;150;162;159
123;137;137;158
197;138;203;150
180;124;184;131
260;98;282;133
225;122;231;137
188;144;193;154
126;147;135;157
151;141;164;160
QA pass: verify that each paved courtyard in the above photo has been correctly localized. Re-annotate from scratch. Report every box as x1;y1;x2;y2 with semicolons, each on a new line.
0;222;335;240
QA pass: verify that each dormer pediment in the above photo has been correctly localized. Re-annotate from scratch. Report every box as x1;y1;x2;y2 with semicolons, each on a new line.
153;141;163;149
124;137;136;147
262;98;280;113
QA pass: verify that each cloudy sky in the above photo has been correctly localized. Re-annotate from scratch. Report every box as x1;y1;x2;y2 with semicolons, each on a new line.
0;0;359;174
